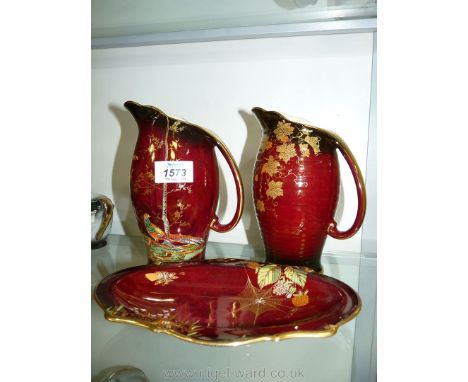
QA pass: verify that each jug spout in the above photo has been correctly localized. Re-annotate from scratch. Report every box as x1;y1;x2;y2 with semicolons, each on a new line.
251;107;268;119
124;101;156;125
251;106;268;125
252;107;282;132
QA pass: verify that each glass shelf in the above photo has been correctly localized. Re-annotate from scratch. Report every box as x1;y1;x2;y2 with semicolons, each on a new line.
91;0;376;48
91;234;376;382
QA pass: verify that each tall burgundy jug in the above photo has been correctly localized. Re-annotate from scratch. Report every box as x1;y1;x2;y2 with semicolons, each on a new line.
252;107;366;273
125;101;244;264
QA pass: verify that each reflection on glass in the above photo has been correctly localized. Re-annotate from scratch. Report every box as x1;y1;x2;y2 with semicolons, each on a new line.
92;0;376;38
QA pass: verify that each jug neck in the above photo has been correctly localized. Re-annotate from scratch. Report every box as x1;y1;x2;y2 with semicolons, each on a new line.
252;107;280;133
252;107;326;137
124;101;224;148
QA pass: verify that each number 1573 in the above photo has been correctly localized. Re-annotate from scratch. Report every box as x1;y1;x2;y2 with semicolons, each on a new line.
164;168;187;177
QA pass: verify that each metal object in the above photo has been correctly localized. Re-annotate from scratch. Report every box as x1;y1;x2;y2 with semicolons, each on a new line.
92;194;114;249
97;366;149;382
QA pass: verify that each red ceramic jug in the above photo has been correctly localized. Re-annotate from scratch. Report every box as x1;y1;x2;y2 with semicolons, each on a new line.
125;101;244;264
252;107;366;273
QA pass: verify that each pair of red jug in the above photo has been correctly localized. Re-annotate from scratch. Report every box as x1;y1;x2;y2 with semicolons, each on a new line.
125;101;366;273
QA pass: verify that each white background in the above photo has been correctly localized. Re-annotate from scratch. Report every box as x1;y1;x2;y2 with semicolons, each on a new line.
92;33;373;253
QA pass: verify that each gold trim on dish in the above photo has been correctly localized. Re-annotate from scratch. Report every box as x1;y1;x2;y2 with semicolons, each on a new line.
93;279;361;347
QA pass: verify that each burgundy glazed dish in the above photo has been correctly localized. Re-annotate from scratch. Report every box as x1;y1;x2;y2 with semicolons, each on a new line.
94;259;361;346
252;107;366;273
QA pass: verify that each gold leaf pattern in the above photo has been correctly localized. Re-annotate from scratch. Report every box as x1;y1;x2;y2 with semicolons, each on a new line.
276;134;289;143
261;155;280;176
170;200;190;227
266;180;283;199
256;199;265;212
133;171;155;196
299;143;310;157
259;138;273;153
274;121;294;143
304;135;321;156
276;143;297;163
146;171;154;181
148;135;163;151
169;121;184;133
147;135;164;161
145;271;180;286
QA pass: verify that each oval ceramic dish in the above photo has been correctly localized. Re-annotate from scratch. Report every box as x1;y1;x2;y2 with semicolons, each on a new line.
94;259;361;346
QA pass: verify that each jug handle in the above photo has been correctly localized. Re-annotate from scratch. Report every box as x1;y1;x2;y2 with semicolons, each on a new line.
206;133;244;233
95;196;114;241
327;132;367;239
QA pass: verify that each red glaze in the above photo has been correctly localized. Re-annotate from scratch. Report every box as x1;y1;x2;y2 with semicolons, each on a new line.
252;108;366;273
94;260;361;344
125;101;244;265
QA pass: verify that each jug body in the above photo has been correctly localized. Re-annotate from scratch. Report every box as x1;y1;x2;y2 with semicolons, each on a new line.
126;101;243;264
252;108;366;273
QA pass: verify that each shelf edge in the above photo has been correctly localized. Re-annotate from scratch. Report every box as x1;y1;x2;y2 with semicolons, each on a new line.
92;18;377;49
